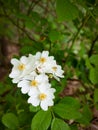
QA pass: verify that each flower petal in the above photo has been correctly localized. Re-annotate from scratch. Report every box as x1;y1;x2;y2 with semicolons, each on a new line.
11;58;20;66
40;101;48;111
28;96;40;106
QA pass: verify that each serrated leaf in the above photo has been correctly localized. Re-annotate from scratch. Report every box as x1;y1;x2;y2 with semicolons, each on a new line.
31;110;52;130
56;0;79;21
51;118;70;130
2;113;19;130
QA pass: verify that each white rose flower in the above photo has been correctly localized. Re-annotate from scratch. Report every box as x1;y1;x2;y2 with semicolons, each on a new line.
28;85;56;111
9;51;64;111
49;63;64;81
18;74;49;94
34;51;54;73
9;54;36;83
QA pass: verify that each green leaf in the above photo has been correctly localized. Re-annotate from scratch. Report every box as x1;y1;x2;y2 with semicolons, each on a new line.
49;30;61;42
76;105;92;125
31;110;52;130
70;124;78;130
90;54;98;66
53;97;81;120
51;118;70;130
94;88;98;104
59;97;81;109
56;0;79;21
25;21;35;29
20;45;35;54
93;6;98;16
85;58;92;69
2;113;19;130
29;105;40;112
89;67;98;84
31;11;41;22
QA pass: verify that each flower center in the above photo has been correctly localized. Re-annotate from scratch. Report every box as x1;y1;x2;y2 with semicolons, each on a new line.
39;93;47;100
18;64;25;70
39;57;46;64
30;80;38;87
52;66;57;71
49;74;53;78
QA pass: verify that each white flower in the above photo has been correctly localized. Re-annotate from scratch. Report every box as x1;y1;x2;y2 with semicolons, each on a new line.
34;51;54;73
9;54;36;83
28;85;56;111
17;74;49;94
49;63;64;81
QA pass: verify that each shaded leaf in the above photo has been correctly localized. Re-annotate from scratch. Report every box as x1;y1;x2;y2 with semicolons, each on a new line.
94;88;98;104
49;30;61;42
56;0;79;21
2;113;19;130
76;105;92;125
29;105;40;112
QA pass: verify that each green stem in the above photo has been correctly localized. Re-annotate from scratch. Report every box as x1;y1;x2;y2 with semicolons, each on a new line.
50;107;55;118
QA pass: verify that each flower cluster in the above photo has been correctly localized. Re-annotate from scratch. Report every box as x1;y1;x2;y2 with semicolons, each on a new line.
9;51;64;111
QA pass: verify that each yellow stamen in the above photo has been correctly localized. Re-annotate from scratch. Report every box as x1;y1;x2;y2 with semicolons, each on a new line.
52;66;57;71
39;57;46;63
39;93;47;100
30;80;38;87
18;64;25;70
49;74;53;78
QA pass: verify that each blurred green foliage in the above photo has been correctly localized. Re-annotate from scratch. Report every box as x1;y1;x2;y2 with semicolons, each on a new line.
0;0;98;129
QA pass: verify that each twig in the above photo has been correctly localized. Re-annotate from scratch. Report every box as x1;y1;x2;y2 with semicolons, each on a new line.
70;14;90;50
1;9;37;42
27;0;40;15
88;35;98;57
27;0;34;15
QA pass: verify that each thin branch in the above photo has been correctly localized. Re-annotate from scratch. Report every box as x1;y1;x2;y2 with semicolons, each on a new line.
27;0;34;15
70;14;90;50
1;9;37;42
27;0;40;16
88;35;98;57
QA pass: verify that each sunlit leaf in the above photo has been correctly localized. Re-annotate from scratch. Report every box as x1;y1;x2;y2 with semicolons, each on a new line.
51;118;70;130
53;97;81;120
31;110;52;130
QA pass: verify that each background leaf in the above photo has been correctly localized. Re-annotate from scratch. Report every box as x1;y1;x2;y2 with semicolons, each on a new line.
2;113;19;130
56;0;79;21
94;88;98;104
89;67;98;84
